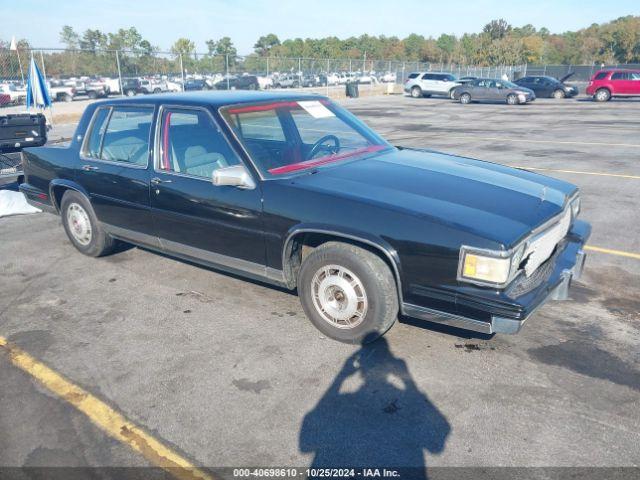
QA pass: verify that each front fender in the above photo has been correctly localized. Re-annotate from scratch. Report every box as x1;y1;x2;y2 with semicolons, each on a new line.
281;222;403;299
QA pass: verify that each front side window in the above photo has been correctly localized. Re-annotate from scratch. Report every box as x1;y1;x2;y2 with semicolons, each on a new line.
157;108;238;179
221;99;391;178
83;106;153;166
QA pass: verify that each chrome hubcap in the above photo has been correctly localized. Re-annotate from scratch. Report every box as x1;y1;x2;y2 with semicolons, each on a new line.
311;265;368;329
66;203;92;246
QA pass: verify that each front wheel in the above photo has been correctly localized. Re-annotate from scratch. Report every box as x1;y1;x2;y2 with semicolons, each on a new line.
552;89;565;99
460;92;471;104
61;191;115;257
297;242;399;344
410;86;422;98
506;93;518;105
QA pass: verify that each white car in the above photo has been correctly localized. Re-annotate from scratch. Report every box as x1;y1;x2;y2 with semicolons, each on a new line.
257;76;273;90
381;72;397;83
404;72;460;98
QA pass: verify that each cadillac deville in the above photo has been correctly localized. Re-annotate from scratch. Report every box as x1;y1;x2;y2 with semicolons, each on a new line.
20;91;590;343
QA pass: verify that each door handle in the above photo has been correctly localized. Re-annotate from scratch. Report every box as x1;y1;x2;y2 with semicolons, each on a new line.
81;165;99;171
151;177;172;185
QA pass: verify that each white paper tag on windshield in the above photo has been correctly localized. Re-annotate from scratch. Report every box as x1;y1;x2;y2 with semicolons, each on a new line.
298;101;335;118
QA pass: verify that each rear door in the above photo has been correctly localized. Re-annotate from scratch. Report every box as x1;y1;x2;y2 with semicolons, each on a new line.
610;71;631;94
77;105;158;247
149;105;266;270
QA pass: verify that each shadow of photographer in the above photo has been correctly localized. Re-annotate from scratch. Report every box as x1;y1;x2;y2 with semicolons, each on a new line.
299;334;450;479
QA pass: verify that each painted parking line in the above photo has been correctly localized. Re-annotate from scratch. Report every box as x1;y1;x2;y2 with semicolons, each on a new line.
0;336;212;480
584;245;640;260
507;166;640;180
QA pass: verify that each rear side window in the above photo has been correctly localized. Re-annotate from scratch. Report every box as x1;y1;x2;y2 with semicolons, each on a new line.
407;73;419;79
594;72;609;80
101;108;153;166
611;72;629;80
157;108;238;179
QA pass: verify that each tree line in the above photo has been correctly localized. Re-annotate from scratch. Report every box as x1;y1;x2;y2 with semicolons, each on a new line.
1;16;638;79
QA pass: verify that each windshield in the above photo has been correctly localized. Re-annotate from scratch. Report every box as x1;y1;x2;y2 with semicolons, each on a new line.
220;99;392;177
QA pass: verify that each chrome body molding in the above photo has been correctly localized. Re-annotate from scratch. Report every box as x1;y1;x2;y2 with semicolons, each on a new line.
103;223;286;286
403;303;494;334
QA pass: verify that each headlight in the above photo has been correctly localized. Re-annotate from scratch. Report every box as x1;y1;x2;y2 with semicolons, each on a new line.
570;195;581;218
460;251;511;285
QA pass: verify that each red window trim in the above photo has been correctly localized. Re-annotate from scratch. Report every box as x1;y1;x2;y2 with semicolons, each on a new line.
268;145;387;175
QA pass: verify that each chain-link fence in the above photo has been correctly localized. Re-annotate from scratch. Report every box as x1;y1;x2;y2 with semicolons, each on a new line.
2;47;639;106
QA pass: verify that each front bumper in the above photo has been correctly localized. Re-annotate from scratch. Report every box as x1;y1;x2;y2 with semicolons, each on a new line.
403;220;591;334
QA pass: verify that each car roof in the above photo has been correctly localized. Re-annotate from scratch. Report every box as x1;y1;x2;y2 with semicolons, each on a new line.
92;90;327;108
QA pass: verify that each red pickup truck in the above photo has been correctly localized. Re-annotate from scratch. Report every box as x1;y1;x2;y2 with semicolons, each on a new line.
586;69;640;101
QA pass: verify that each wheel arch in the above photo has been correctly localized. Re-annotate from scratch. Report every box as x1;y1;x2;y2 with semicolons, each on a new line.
49;179;90;213
281;226;403;304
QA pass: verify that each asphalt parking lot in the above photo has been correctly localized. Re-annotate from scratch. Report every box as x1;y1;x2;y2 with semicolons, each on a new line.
1;94;639;475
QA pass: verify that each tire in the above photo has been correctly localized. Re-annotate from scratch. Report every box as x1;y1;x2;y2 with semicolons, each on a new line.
460;92;471;104
297;242;399;344
153;88;162;94
594;88;611;102
87;91;97;100
126;89;136;97
60;190;115;257
552;89;565;99
410;86;422;98
506;93;518;105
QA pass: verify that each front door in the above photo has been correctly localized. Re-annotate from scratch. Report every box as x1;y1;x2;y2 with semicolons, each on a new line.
77;105;158;247
149;106;266;277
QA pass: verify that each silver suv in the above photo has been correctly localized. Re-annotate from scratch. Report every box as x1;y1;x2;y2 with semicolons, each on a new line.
404;72;460;99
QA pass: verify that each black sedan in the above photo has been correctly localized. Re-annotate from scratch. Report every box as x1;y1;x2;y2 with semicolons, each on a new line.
20;91;589;343
514;74;579;98
452;78;535;104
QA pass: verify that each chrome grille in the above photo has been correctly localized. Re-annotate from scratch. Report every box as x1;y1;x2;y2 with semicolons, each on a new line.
522;209;571;277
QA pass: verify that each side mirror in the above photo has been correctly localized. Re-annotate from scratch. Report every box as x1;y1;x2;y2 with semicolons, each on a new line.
212;165;256;190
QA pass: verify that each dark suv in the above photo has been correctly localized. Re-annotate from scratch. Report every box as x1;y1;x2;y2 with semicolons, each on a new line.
121;78;143;97
214;75;259;90
514;74;578;99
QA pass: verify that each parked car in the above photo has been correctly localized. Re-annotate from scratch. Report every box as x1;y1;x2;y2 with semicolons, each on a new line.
139;79;168;94
404;72;460;98
381;72;397;83
184;79;211;91
452;78;535;105
257;76;273;90
0;93;11;107
586;69;640;101
214;75;260;90
0;83;26;105
119;78;143;97
514;74;578;99
273;75;300;88
48;81;76;102
68;80;109;99
300;75;318;88
20;91;589;344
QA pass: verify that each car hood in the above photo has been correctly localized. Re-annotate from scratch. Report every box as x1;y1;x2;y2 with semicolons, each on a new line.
288;148;576;248
559;72;575;83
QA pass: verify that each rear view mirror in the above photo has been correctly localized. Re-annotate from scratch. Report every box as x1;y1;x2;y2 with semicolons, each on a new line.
212;165;256;190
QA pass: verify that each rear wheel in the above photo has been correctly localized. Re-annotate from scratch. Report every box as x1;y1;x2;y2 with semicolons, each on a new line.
460;92;471;104
410;86;422;98
60;191;115;257
594;88;611;102
552;89;565;99
506;93;518;105
297;242;398;344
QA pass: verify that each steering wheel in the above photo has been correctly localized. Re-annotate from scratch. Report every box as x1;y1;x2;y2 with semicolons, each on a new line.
307;135;340;160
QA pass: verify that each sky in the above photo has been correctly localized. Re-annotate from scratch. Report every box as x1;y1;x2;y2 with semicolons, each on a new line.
6;0;639;54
